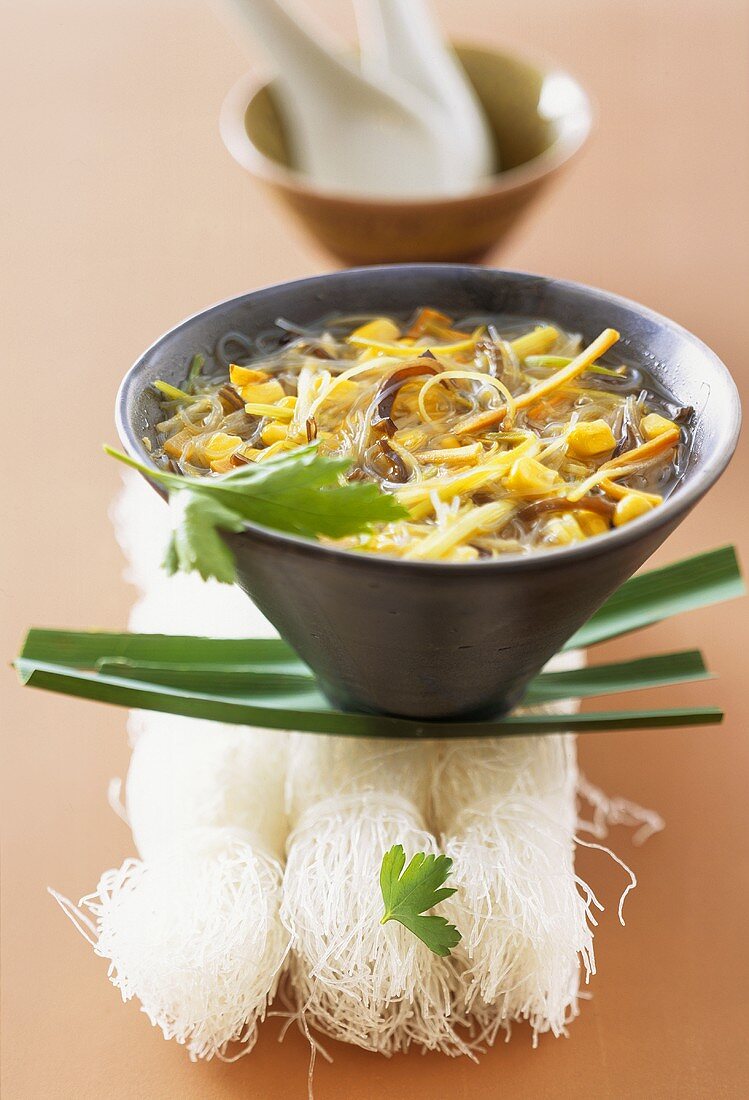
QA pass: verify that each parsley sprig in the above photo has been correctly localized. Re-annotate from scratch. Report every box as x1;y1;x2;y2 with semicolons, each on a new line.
380;844;462;957
106;443;407;584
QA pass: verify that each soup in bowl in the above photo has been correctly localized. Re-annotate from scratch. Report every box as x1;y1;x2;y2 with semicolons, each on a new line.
117;266;740;719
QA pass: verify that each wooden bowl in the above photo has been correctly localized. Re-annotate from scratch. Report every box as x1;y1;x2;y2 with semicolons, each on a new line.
220;46;592;265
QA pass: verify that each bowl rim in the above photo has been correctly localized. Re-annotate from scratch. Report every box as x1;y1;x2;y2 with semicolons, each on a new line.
219;43;595;206
116;264;741;576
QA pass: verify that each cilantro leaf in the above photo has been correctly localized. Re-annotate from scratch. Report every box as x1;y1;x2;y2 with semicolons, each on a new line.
106;444;408;583
200;445;404;538
162;491;245;584
379;844;462;957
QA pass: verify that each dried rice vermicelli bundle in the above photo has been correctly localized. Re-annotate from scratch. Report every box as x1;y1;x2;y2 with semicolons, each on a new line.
431;652;598;1044
432;732;595;1044
51;478;290;1060
54;720;290;1061
57;825;288;1060
282;735;472;1056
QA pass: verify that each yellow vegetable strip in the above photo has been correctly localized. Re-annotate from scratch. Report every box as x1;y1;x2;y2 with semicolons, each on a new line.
416;443;484;466
455;328;621;437
254;440;289;461
244;403;295;421
348;327;484;358
399;438;538;520
154;380;194;402
599;427;681;471
417;370;517;427
397;437;534;504
507;326;560;360
567;461;642;501
404;500;516;561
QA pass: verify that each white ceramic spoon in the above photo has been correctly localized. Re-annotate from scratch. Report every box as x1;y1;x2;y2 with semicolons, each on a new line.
219;0;464;197
354;0;497;178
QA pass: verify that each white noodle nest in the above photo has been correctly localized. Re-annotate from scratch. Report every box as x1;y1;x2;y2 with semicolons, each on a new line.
47;477;293;1062
282;735;472;1054
433;735;594;1043
282;793;472;1056
285;734;435;820
55;827;288;1061
428;649;602;1044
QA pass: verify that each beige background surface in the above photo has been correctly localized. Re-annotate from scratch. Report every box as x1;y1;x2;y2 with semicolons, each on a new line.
2;1;748;1097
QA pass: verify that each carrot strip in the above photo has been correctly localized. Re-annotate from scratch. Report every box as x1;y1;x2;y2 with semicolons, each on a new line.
406;308;461;339
599;478;663;506
567;428;680;502
599;428;680;473
455;328;621;437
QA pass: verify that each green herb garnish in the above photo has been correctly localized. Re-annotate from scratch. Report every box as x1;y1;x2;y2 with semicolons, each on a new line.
186;353;205;393
380;844;461;957
106;443;408;583
152;380;194;402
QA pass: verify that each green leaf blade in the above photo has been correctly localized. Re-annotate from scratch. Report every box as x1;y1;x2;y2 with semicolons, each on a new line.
19;628;301;669
568;546;744;648
95;658;315;694
526;649;711;704
14;652;724;737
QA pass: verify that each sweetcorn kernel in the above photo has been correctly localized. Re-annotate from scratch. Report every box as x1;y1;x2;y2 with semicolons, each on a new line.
261;423;288;445
613;493;654;526
577;509;610;537
163;428;191;459
505;456;562;495
545;514;585;545
641;413;679;440
349;317;401;343
450;545;480;562
229;365;269;387
203;432;243;462
567;419;616;457
239;379;286;404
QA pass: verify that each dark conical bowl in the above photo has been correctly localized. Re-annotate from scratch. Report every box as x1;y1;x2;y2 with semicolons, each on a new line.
117;266;740;719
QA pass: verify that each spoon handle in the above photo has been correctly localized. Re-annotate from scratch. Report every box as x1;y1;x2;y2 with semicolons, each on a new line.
354;0;496;175
354;0;447;103
221;0;355;88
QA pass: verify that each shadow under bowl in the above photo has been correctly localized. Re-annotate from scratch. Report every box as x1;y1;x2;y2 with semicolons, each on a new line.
117;266;740;721
220;46;593;265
